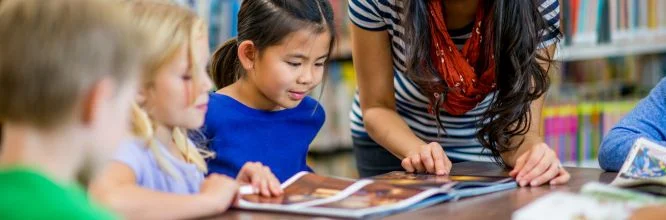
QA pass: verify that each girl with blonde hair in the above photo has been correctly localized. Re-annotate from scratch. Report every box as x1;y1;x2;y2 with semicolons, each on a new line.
90;2;280;219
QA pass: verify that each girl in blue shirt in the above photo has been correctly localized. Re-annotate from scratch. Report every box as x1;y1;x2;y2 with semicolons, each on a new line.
205;0;336;182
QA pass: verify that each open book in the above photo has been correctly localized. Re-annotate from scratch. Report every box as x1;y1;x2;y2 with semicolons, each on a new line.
237;171;517;218
611;137;666;196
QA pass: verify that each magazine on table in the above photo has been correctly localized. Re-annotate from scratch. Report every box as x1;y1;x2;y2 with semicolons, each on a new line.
512;182;666;220
611;137;666;196
236;171;517;218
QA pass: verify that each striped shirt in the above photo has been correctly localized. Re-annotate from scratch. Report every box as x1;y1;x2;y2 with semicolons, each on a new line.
348;0;562;162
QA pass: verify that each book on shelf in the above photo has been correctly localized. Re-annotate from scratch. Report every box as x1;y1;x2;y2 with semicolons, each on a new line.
310;61;356;151
611;137;666;196
542;101;637;165
179;0;353;58
236;171;517;218
562;0;666;46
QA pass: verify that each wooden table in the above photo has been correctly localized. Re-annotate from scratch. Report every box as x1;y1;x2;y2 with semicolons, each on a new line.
209;162;618;220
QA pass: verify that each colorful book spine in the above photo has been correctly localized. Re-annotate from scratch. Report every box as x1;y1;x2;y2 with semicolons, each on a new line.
563;0;665;46
543;101;638;164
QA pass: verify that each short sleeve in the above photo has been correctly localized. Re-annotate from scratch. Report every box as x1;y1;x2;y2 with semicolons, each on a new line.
348;0;388;31
113;140;147;181
537;0;562;48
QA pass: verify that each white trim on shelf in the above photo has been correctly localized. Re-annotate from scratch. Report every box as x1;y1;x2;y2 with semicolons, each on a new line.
561;159;600;169
556;41;666;62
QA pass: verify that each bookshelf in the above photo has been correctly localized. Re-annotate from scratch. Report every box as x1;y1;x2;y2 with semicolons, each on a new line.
546;0;666;168
558;42;666;61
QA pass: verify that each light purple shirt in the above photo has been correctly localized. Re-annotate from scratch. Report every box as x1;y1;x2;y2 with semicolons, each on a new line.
114;139;204;194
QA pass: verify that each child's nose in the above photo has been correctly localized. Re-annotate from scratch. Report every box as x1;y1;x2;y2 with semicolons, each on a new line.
297;68;314;85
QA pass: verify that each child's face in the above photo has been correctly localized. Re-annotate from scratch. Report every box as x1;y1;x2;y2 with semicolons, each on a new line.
145;36;212;129
250;29;331;110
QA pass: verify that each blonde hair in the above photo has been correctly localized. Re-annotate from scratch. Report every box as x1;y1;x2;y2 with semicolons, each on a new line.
127;1;211;179
0;0;146;127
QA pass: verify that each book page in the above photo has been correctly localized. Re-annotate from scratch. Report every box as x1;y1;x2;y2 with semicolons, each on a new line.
372;171;512;189
612;138;666;187
313;181;431;210
240;172;358;206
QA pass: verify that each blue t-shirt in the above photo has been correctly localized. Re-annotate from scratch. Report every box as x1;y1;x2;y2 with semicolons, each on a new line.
203;93;325;182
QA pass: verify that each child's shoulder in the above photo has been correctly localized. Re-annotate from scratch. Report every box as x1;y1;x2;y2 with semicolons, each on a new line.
206;92;249;113
207;92;231;109
0;168;114;220
296;96;326;122
116;138;152;156
299;96;322;109
113;138;156;170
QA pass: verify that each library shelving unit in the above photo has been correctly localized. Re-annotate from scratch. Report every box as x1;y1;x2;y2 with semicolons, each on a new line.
558;42;666;62
544;0;666;168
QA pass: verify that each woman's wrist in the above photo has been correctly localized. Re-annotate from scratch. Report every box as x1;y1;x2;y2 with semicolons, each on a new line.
502;133;544;167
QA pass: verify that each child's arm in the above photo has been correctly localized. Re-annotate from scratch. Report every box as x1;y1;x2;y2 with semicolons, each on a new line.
599;78;666;171
235;162;283;197
89;162;238;220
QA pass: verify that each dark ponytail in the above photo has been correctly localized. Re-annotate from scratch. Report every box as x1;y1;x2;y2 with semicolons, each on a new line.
401;0;558;165
210;38;240;88
209;0;336;89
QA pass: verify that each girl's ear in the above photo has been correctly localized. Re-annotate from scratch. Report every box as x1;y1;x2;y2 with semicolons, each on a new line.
237;40;256;71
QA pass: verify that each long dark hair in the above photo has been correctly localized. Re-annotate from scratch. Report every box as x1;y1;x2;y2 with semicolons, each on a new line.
209;0;336;89
401;0;556;165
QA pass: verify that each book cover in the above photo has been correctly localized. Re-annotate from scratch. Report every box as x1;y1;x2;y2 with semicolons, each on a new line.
611;138;666;196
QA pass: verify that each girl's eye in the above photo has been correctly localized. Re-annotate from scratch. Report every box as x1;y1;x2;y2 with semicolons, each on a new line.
286;61;301;67
315;62;325;67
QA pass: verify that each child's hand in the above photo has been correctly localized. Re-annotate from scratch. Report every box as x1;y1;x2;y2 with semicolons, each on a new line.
199;174;239;213
236;162;283;197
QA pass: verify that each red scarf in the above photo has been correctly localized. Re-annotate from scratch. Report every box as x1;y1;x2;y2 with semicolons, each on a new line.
425;0;496;116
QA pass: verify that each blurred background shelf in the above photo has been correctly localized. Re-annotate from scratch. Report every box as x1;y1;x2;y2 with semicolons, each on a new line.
557;41;666;61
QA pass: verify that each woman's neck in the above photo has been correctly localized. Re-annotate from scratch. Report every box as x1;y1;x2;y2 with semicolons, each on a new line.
153;124;186;161
220;78;284;111
443;0;479;29
0;123;83;184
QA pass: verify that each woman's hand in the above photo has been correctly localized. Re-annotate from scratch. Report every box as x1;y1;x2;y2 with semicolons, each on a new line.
236;162;283;197
509;142;570;187
401;142;452;175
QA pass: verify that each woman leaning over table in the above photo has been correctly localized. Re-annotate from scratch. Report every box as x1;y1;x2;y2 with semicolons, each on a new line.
348;0;570;187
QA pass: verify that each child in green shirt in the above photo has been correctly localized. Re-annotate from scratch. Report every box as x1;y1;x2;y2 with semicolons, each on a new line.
0;0;147;219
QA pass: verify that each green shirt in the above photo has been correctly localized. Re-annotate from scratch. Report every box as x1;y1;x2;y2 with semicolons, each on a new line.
0;167;116;220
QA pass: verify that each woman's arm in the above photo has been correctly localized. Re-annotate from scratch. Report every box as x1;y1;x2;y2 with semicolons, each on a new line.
501;44;571;187
501;44;555;166
89;162;238;220
351;25;451;175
